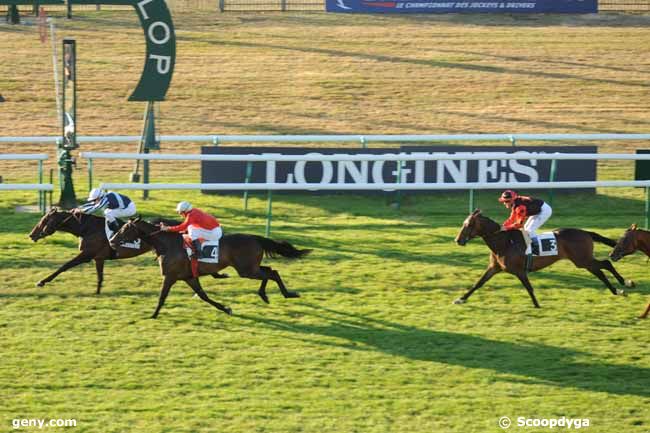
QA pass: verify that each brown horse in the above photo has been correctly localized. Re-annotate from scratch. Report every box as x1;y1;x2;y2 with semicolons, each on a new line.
454;209;632;308
609;224;650;318
28;208;225;294
110;218;311;318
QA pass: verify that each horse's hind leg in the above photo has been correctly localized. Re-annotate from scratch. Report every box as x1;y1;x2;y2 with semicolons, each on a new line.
37;252;93;287
640;302;650;319
454;265;501;304
599;259;634;288
152;275;175;319
257;274;269;304
94;259;104;294
267;267;299;299
586;261;621;295
185;278;232;316
515;273;541;308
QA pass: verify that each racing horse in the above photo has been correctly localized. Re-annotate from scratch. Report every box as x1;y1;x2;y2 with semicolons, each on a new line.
454;209;633;308
28;208;226;294
609;224;650;318
110;217;311;318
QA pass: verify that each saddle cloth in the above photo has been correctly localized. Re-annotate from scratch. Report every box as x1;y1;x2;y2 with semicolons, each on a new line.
531;232;558;257
106;219;141;249
182;236;220;263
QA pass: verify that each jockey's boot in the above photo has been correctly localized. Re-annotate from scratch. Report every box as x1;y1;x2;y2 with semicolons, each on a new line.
191;239;203;259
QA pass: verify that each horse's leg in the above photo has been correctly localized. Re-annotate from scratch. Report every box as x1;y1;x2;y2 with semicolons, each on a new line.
599;259;635;288
585;262;620;295
515;273;541;308
152;275;175;319
36;252;93;287
185;278;232;316
266;267;299;299
640;303;650;319
94;259;105;294
454;265;501;304
257;267;270;304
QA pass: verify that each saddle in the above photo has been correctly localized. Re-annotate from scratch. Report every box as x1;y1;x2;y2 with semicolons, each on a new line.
509;231;558;257
530;232;558;257
182;236;220;278
105;218;141;250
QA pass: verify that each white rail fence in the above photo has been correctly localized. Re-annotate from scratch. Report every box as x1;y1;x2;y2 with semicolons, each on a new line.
80;151;650;235
1;154;52;213
5;133;650;145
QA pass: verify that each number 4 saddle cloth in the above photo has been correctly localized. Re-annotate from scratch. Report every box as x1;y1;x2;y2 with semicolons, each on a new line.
531;232;558;257
182;236;220;278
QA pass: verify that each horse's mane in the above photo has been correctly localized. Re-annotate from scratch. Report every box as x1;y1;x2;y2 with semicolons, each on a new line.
476;213;501;231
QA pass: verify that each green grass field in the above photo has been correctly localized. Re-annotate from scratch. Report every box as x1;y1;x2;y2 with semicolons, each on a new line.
1;189;649;433
1;9;650;433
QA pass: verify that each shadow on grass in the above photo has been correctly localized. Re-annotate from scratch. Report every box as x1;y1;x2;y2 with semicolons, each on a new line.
240;303;650;398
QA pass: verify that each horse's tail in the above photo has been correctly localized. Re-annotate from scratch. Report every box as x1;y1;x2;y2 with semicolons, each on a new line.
587;231;617;247
252;236;312;259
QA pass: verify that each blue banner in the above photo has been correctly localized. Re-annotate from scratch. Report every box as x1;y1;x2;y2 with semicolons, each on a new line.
326;0;597;13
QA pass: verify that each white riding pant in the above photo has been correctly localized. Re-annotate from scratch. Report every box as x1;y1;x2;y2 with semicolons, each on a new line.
188;225;222;243
522;203;552;254
104;202;137;222
523;203;552;238
104;202;136;239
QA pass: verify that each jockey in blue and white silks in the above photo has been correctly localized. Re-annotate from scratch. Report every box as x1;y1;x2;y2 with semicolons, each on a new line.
75;188;137;239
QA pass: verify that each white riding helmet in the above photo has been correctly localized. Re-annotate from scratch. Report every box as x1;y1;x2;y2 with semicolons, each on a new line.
88;188;105;201
176;201;192;213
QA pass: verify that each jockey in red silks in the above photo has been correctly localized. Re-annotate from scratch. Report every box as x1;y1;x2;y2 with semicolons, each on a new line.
499;190;553;259
160;201;222;258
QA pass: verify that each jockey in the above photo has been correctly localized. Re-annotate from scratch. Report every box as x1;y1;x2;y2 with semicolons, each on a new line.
75;188;136;239
499;190;553;257
160;201;222;258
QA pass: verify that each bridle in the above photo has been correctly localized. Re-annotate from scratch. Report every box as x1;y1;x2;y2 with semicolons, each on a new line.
40;211;79;237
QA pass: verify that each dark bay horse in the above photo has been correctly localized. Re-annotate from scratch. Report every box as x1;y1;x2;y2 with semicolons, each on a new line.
110;218;311;318
610;224;650;318
29;208;153;293
454;209;632;308
28;208;223;293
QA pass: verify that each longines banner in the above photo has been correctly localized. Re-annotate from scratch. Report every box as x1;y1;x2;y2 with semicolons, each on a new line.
201;146;597;194
325;0;597;13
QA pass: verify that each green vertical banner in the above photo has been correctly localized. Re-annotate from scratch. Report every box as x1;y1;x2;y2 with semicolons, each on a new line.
69;0;176;101
129;0;176;101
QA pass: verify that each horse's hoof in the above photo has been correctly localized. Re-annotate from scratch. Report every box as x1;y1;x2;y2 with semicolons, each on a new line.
286;291;300;299
616;289;627;297
150;315;158;320
211;273;229;279
625;280;635;288
453;298;466;305
258;292;270;304
36;281;45;287
224;307;233;316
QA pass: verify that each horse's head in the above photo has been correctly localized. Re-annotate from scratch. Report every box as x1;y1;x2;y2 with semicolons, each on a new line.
455;209;482;246
610;224;639;262
29;208;72;242
109;217;142;249
455;209;499;246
